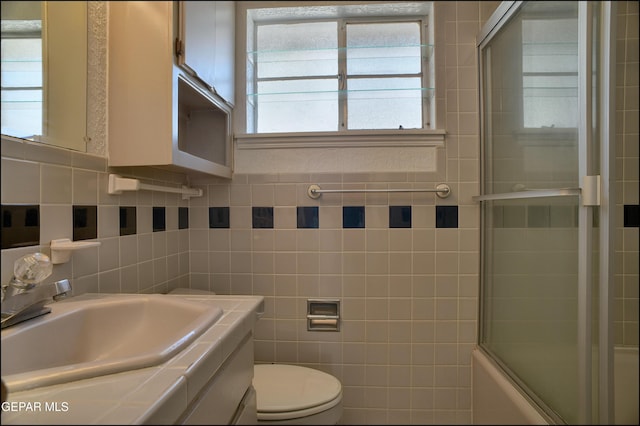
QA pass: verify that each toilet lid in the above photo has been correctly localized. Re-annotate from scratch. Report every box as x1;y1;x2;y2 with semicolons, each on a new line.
253;364;342;415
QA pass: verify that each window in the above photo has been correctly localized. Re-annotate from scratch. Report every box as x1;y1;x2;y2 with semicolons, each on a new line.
515;1;579;131
1;19;43;139
240;2;443;148
521;14;578;129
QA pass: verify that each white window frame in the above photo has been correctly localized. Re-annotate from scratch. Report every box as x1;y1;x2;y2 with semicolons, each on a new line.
235;2;445;150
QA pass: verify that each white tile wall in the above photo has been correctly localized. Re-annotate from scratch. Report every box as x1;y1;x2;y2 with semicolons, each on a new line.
4;1;636;424
616;1;639;346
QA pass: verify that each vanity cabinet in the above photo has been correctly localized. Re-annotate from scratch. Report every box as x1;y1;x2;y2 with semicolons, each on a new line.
179;333;256;424
178;1;235;105
108;1;233;178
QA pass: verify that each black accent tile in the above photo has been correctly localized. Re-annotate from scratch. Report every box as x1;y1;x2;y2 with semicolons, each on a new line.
153;207;166;232
179;207;189;229
1;205;40;249
119;206;137;236
389;206;411;228
503;205;526;228
436;205;458;228
209;207;230;228
624;205;639;227
252;207;274;229
25;207;38;227
527;206;549;228
343;206;365;228
550;205;577;228
492;205;504;228
297;206;319;229
73;205;98;241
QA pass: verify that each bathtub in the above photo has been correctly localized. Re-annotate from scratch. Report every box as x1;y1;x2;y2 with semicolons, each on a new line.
472;346;639;425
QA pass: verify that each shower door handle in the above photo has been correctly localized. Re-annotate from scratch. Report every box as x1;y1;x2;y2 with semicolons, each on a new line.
472;175;600;206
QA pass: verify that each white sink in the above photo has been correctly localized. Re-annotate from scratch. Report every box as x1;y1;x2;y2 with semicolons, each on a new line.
1;293;223;392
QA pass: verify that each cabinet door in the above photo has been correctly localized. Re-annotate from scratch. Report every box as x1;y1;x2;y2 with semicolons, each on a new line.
213;1;235;105
179;1;216;89
179;1;234;105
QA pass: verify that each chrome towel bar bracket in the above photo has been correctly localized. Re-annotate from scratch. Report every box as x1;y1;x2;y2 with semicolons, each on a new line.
307;183;451;199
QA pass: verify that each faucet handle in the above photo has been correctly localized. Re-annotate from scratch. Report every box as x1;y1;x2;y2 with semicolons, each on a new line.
52;279;72;301
13;253;53;286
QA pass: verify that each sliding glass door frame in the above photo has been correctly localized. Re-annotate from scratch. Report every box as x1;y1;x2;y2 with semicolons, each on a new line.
475;1;616;424
595;2;616;424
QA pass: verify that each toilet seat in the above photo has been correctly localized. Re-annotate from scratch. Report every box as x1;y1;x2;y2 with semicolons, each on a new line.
253;364;342;421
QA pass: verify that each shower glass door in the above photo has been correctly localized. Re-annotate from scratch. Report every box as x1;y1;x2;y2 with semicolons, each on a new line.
476;1;613;424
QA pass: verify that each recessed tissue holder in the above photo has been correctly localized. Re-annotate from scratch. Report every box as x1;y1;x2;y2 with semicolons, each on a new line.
50;238;101;264
307;299;340;331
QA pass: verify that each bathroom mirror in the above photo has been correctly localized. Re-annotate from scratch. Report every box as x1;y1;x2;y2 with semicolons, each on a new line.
1;1;87;152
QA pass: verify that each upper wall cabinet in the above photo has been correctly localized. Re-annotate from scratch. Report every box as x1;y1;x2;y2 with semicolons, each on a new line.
108;2;233;178
177;1;235;106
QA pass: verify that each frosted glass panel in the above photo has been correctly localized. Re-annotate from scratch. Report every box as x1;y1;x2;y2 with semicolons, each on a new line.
482;1;579;194
347;22;421;75
255;48;337;78
522;17;578;128
480;2;583;424
483;197;580;423
1;38;42;137
348;77;421;129
0;39;42;86
523;92;577;128
257;79;338;132
256;22;337;78
0;90;42;137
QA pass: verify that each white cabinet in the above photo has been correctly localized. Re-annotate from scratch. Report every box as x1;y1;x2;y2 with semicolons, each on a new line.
178;1;235;105
108;1;233;178
179;333;256;425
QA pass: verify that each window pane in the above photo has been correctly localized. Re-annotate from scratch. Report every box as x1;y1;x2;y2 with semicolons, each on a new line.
348;77;422;129
1;38;42;137
248;10;429;134
256;48;337;78
257;79;338;132
256;22;337;78
347;22;421;75
0;39;42;87
523;75;577;128
522;40;577;73
1;89;42;137
522;16;578;128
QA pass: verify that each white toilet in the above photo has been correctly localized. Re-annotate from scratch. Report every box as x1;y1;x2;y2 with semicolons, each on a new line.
168;288;343;424
252;363;342;424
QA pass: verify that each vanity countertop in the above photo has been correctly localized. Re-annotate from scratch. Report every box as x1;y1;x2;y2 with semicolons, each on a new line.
0;293;264;425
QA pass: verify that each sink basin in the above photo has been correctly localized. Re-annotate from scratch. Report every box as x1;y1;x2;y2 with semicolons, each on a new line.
1;293;223;392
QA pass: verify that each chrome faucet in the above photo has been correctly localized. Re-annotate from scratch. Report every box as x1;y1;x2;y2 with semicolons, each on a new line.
1;279;72;329
1;253;72;329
